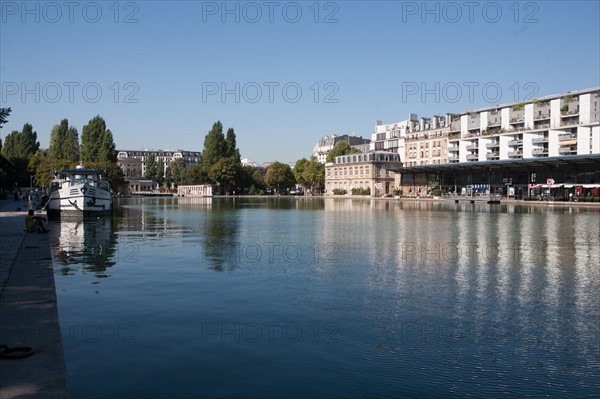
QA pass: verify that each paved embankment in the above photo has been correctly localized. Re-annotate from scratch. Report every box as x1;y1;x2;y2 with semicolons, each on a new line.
0;199;68;399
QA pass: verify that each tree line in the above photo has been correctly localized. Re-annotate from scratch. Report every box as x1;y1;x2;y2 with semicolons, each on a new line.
0;112;123;190
0;107;356;195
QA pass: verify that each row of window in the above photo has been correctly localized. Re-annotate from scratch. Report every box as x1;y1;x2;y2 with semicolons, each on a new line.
406;130;447;140
335;152;401;164
328;166;371;176
406;140;445;150
407;149;447;159
328;166;395;178
118;152;200;158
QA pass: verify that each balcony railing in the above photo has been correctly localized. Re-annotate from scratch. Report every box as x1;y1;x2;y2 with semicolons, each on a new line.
508;140;523;146
486;153;499;160
532;137;548;144
448;155;458;162
466;144;479;150
508;151;523;157
560;110;579;117
558;147;576;154
532;147;545;154
558;134;574;141
510;117;524;124
448;146;459;152
533;112;551;120
560;119;579;127
486;142;499;149
466;154;478;161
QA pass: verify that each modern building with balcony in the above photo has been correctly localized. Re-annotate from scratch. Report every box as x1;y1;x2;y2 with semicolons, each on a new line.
386;87;600;198
443;88;599;162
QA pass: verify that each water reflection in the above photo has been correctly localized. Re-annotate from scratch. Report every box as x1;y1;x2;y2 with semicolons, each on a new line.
51;197;600;398
50;216;117;277
201;205;239;272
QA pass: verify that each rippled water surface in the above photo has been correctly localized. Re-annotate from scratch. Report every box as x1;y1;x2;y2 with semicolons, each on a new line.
50;197;600;398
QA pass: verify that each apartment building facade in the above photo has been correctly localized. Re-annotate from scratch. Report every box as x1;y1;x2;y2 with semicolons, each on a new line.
325;151;402;197
447;88;599;163
404;115;451;166
117;149;201;178
323;87;599;198
312;134;371;163
370;116;415;157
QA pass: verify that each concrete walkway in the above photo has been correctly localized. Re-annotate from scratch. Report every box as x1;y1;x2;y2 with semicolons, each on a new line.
0;199;68;399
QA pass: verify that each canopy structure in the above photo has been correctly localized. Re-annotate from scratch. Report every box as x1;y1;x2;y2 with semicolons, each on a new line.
386;154;600;174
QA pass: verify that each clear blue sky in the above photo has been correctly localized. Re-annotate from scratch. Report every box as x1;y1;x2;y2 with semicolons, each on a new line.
1;1;599;163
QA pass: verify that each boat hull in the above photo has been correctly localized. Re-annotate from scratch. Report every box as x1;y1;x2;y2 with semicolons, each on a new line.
47;182;112;218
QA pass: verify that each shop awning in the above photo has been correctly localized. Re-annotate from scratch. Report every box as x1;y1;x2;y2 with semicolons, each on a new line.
559;139;578;146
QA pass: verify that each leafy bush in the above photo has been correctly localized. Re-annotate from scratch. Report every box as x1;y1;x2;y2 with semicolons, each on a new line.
432;188;443;197
332;188;347;195
351;187;371;196
392;189;403;196
248;185;261;195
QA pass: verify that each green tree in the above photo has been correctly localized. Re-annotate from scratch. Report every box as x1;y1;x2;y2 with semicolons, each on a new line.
264;162;296;193
146;153;157;179
209;156;240;194
156;158;165;182
186;164;206;184
0;107;10;130
1;123;40;172
103;162;125;192
0;107;11;186
168;158;187;185
164;165;172;184
201;121;226;175
293;158;310;187
28;152;55;188
225;127;241;161
49;119;79;162
293;157;324;193
98;129;117;163
237;165;257;193
326;141;360;162
81;115;116;163
304;157;325;193
0;107;11;154
251;169;265;190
